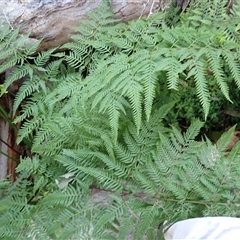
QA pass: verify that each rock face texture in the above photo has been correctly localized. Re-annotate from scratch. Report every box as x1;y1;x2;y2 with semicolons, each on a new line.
0;0;167;50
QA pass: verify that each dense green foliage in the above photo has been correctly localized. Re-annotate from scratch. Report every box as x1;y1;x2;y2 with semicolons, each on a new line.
1;0;240;239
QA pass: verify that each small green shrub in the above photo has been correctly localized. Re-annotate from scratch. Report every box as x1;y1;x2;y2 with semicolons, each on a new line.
1;0;240;239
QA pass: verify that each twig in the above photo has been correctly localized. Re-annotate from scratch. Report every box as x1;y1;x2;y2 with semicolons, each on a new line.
148;0;157;18
3;12;14;30
0;138;22;155
139;0;150;19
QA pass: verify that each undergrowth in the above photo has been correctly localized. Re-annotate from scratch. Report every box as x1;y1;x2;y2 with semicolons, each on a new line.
0;0;240;239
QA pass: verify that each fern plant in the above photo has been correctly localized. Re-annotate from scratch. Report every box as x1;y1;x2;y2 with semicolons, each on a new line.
1;0;240;239
3;0;240;141
0;22;41;89
1;120;240;239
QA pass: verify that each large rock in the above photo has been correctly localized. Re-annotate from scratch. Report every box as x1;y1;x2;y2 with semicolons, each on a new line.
0;0;167;51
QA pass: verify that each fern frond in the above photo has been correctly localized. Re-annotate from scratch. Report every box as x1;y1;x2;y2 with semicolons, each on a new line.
133;204;159;240
45;59;64;77
14;98;43;123
165;56;182;90
0;48;15;62
22;40;41;56
188;59;210;118
183;119;204;142
34;47;58;66
113;142;135;165
108;99;121;142
118;217;136;240
0;26;40;79
0;55;19;73
4;65;33;89
206;50;231;101
134;170;157;196
127;79;143;133
13;77;47;112
44;73;83;106
17;116;45;144
215;125;235;152
85;151;127;178
141;53;158;121
0;21;13;41
111;37;133;53
94;195;126;236
223;50;240;89
42;185;79;206
0;211;30;239
65;49;88;68
75;167;123;191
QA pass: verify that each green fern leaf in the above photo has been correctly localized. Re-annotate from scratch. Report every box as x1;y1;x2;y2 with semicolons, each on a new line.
118;218;135;240
17;116;45;144
13;77;46;112
108;100;121;142
227;140;240;163
206;50;231;102
0;21;12;40
216;125;236;152
22;39;41;56
188;59;210;119
134;171;156;196
127;80;143;134
0;48;15;62
65;50;87;68
4;65;33;89
141;53;157;121
133;205;159;240
111;37;133;52
223;50;240;89
34;47;58;66
0;55;19;73
94;212;115;234
184;119;204;142
76;167;123;191
42;186;79;206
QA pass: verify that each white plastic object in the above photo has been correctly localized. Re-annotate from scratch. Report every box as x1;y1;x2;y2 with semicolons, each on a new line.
164;217;240;239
